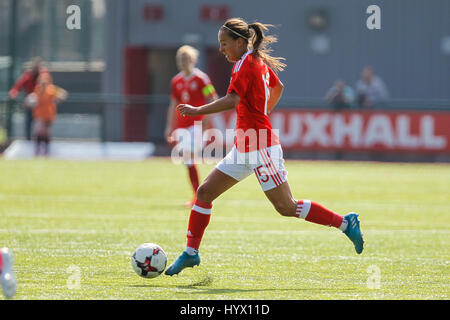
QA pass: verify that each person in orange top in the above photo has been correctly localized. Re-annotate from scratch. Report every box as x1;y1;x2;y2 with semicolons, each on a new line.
28;73;68;156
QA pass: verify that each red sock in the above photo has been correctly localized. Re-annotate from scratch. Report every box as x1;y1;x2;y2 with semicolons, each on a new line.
186;200;212;250
187;164;200;196
296;200;343;228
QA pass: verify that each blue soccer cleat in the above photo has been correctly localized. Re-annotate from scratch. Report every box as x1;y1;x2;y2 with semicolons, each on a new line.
343;213;364;254
165;251;200;276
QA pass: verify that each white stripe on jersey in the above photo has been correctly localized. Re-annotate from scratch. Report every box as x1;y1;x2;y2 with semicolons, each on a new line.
233;50;253;74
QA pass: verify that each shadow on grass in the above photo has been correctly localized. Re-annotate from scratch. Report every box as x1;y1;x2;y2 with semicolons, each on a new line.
129;275;355;295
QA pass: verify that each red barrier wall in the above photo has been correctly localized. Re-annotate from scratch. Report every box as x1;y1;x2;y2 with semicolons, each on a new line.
209;109;450;153
123;46;149;142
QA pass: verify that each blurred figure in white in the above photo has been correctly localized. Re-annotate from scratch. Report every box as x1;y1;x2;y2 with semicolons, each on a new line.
355;66;389;108
0;247;17;299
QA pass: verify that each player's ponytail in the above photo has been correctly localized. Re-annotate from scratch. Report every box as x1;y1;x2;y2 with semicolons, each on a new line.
248;22;265;54
248;22;286;73
221;18;286;73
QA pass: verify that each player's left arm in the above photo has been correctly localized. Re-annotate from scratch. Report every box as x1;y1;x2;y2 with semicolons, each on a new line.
202;82;218;102
267;79;284;114
54;86;68;104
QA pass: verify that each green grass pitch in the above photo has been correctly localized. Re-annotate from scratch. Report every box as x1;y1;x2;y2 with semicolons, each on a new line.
0;158;449;300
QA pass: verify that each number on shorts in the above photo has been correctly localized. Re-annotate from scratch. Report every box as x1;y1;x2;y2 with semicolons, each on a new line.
255;165;270;183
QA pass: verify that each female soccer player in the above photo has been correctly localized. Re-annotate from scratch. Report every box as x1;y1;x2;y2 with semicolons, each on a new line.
165;18;364;276
165;45;218;207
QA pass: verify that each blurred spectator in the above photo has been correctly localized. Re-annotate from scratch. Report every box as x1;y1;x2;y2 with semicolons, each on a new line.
355;66;389;108
29;73;68;156
325;80;355;110
8;57;52;140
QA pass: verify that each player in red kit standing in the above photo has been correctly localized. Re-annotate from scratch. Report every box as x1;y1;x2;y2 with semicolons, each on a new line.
165;45;218;207
165;18;364;276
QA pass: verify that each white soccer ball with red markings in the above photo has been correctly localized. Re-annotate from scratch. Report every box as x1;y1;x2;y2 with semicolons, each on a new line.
131;243;167;278
24;93;38;109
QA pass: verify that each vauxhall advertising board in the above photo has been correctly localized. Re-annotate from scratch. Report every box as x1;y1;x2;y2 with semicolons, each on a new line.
210;109;450;153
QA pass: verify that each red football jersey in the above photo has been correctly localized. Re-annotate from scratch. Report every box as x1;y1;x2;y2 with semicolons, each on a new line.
9;68;52;97
171;68;215;129
227;50;281;152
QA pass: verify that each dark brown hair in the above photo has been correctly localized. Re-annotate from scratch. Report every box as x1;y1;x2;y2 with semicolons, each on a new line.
221;17;286;72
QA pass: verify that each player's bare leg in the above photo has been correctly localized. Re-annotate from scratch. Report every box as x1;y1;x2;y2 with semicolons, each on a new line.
264;180;364;254
195;168;239;203
184;152;200;208
33;121;43;157
166;169;239;276
263;180;297;217
41;123;51;157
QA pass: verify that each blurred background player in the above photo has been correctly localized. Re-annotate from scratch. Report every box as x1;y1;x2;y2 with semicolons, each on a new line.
8;57;52;141
164;45;218;207
165;18;364;276
0;247;16;299
30;73;68;157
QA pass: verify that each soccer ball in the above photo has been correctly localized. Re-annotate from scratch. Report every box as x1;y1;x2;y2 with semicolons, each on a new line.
131;243;167;278
24;93;38;109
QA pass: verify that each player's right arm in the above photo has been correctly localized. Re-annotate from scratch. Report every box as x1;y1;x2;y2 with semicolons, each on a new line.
164;97;177;143
8;73;28;99
177;92;239;117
